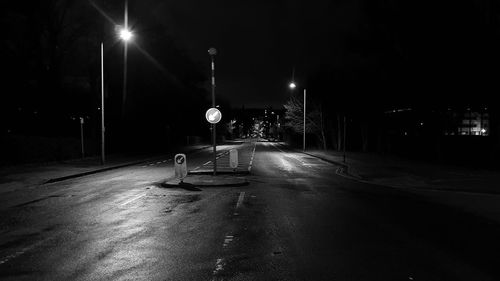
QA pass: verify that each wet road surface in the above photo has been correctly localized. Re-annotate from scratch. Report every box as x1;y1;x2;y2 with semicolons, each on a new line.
0;141;499;280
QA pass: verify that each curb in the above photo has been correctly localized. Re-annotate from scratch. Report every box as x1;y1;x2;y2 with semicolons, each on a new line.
284;145;500;196
44;145;212;184
161;179;249;188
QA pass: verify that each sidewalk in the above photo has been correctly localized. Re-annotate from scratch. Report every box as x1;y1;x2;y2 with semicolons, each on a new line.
304;149;500;194
304;149;500;224
0;144;210;193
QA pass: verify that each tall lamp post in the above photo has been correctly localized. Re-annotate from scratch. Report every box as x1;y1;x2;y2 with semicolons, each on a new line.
100;43;105;164
100;27;133;165
208;47;217;175
289;82;306;151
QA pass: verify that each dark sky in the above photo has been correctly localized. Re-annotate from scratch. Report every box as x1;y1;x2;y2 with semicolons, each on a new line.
128;0;498;110
131;0;362;108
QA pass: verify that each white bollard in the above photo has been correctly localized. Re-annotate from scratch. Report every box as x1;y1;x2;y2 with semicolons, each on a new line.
229;149;238;171
174;154;187;182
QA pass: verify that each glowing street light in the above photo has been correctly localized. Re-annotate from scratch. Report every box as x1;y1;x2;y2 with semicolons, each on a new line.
289;82;296;89
118;26;133;118
119;28;133;41
119;0;132;118
100;26;134;165
95;0;134;165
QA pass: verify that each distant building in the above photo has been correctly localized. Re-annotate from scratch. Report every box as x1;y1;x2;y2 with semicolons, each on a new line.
445;108;489;136
384;106;490;137
382;105;495;163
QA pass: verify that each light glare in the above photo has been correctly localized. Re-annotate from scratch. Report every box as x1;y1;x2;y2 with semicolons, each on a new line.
119;29;133;41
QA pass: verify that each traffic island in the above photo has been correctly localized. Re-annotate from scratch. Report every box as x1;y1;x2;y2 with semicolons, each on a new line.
188;170;250;176
161;174;249;189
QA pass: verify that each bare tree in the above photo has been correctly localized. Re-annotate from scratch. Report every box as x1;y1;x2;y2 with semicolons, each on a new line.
284;96;327;150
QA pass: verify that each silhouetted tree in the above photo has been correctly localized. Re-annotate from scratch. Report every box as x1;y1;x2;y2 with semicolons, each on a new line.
284;96;327;150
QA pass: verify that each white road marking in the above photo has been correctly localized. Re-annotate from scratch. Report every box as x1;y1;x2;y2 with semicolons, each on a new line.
119;193;146;206
223;235;234;247
156;161;162;164
0;238;50;265
236;192;245;209
203;161;211;165
247;143;257;172
212;258;225;276
280;157;294;172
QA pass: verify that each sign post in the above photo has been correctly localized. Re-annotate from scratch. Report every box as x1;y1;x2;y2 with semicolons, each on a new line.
174;154;187;183
205;107;222;175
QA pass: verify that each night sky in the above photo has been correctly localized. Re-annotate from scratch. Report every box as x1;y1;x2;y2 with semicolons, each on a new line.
125;0;498;109
124;0;362;108
2;0;499;113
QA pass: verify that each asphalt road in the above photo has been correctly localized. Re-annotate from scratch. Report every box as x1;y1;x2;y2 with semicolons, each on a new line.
0;140;499;280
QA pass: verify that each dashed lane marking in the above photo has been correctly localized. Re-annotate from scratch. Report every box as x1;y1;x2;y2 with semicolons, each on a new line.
223;235;234;247
212;258;225;278
247;143;257;172
212;190;247;279
0;237;51;266
236;192;245;209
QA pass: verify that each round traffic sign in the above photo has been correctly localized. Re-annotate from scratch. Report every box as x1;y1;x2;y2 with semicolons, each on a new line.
208;48;217;56
175;155;185;164
205;108;222;124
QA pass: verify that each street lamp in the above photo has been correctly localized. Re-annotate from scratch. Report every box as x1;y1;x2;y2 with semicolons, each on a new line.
119;26;132;118
208;47;217;175
119;0;132;119
100;43;105;164
289;82;306;151
99;27;133;165
119;28;133;41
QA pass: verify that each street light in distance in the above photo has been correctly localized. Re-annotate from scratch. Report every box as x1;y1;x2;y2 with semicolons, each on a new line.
288;81;306;151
